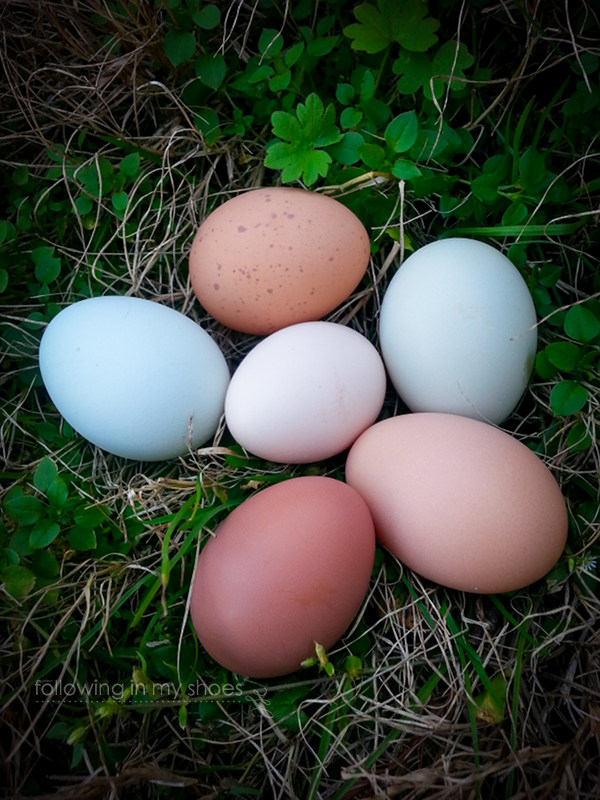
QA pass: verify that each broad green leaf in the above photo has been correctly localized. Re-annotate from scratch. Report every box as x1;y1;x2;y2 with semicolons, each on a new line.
327;132;364;165
119;152;140;179
550;380;588;416
46;476;68;508
307;36;339;57
34;456;58;492
336;83;355;105
394;50;432;94
259;29;284;57
193;4;220;30
2;565;36;598
344;0;439;54
471;174;499;204
567;421;593;452
195;54;226;90
68;527;97;552
385;111;419;153
358;143;387;170
32;246;61;284
544;341;581;372
564;305;600;343
519;147;546;191
392;159;422;181
74;505;107;529
164;30;196;67
111;191;128;213
31;548;60;579
0;268;7;293
426;40;474;99
29;519;60;550
340;107;363;129
4;487;45;525
501;200;528;226
194;108;220;145
285;42;304;67
0;220;16;245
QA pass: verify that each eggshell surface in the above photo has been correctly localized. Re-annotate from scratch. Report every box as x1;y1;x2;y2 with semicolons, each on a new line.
39;296;230;460
345;413;568;593
224;321;387;463
189;476;376;678
188;187;371;334
379;238;538;424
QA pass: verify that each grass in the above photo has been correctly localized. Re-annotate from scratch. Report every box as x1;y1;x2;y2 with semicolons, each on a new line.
1;1;599;798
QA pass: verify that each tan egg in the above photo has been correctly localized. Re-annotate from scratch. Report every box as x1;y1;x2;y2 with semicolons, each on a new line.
188;187;370;334
345;413;568;594
189;476;375;678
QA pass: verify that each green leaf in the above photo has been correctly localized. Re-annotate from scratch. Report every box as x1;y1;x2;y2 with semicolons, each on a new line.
164;29;196;67
426;40;474;99
0;268;8;293
194;108;220;145
566;421;593;452
285;42;304;67
111;191;129;213
564;305;600;343
0;219;16;245
259;29;284;57
31;548;60;579
307;36;339;57
29;519;60;550
32;246;61;284
340;107;363;129
193;4;220;29
336;82;355;105
46;477;68;508
344;0;439;54
265;93;341;185
68;527;97;552
519;147;546;191
393;50;432;94
550;380;588;416
385;111;419;153
195;53;226;89
327;132;364;165
544;341;581;372
358;143;387;170
4;487;45;525
119;152;140;179
392;159;422;181
2;565;36;598
34;456;58;492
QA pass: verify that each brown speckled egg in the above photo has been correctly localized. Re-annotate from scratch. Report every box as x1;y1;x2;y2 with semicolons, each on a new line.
345;413;569;594
189;476;375;678
188;187;371;334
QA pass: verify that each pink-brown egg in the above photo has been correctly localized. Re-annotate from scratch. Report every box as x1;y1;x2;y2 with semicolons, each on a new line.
345;413;568;594
188;187;370;334
189;476;375;678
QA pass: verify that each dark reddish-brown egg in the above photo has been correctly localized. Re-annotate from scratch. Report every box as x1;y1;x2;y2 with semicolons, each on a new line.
189;476;375;678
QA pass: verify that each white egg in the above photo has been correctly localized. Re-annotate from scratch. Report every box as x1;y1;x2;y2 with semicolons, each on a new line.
39;296;230;460
379;238;538;424
224;321;387;463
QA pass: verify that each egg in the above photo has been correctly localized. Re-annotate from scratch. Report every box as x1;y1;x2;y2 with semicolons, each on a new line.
224;321;387;463
345;413;568;594
188;187;371;334
189;476;376;678
379;237;538;424
38;296;230;461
